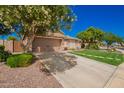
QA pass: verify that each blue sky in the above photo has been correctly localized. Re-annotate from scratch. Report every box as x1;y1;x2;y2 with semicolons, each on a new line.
1;5;124;39
63;5;124;38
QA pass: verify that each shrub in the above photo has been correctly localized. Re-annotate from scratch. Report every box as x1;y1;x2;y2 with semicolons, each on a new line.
0;55;3;62
7;53;33;68
0;45;11;62
86;43;99;50
2;51;12;61
0;45;5;51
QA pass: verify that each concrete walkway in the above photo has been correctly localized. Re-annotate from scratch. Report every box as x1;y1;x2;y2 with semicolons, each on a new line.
52;53;116;88
116;48;124;54
105;63;124;88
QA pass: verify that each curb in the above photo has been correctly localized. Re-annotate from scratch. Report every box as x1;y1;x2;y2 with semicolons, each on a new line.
104;63;124;88
104;67;118;87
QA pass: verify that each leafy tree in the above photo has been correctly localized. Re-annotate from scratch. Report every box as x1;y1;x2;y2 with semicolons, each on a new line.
77;27;104;43
114;35;124;46
0;23;12;35
0;5;76;52
77;26;104;49
103;32;118;49
103;32;124;49
7;36;17;40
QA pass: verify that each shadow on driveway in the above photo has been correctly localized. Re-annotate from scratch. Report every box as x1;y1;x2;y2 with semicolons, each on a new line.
35;52;77;73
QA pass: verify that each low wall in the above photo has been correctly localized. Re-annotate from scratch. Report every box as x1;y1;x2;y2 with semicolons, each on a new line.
0;40;23;52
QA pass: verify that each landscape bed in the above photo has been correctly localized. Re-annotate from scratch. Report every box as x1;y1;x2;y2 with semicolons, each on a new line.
71;49;124;66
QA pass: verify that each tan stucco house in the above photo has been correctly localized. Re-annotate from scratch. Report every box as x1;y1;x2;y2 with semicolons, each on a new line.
32;31;81;52
0;31;81;52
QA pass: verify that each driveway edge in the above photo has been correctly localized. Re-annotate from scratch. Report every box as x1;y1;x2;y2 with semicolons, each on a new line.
104;66;118;87
104;63;124;88
34;53;64;87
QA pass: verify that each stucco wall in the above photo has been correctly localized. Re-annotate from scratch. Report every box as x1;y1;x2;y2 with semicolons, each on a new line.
0;40;4;45
0;40;13;52
0;37;81;52
62;39;81;50
0;40;23;52
13;41;23;52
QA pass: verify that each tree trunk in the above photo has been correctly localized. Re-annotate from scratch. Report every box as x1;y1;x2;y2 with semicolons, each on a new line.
107;45;110;50
120;42;124;47
19;34;35;53
17;22;37;53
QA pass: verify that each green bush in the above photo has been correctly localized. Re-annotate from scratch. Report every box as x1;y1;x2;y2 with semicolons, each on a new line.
0;45;11;62
0;55;3;62
2;51;12;61
0;45;5;51
86;43;99;50
7;53;33;68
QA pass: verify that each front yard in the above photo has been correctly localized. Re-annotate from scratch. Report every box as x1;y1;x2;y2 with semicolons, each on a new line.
0;60;62;88
71;49;124;66
0;52;77;88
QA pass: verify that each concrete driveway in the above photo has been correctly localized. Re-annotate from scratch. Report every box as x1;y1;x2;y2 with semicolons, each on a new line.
36;52;116;88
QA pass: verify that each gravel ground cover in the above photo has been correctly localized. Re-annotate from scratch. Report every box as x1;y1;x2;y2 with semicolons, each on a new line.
0;60;62;88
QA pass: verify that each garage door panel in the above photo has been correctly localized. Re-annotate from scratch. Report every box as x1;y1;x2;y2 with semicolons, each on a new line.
32;38;62;52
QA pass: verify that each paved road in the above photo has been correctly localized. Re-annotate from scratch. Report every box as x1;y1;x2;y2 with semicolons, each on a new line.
37;52;116;88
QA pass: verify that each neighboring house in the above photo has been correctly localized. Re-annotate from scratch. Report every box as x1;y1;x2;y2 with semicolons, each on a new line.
0;31;81;52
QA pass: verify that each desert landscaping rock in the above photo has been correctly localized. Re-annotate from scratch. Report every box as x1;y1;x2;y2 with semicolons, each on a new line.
0;61;62;88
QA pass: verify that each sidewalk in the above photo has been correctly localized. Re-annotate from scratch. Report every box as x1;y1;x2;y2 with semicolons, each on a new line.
116;49;124;54
105;63;124;88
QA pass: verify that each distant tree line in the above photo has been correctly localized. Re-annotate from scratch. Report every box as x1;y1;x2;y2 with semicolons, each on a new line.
77;26;124;49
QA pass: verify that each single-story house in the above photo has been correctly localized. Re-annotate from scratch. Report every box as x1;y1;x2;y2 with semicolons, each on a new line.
32;31;81;52
0;31;81;52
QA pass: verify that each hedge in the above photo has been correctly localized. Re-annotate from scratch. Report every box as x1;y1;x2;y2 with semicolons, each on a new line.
7;53;33;68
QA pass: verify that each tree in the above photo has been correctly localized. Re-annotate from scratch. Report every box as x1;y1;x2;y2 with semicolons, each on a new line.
77;27;104;43
77;26;104;49
0;23;12;40
0;23;12;35
0;5;76;52
7;36;17;40
103;32;117;49
114;35;124;47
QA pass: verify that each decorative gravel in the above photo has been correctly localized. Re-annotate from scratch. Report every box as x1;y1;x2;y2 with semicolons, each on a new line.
0;60;62;88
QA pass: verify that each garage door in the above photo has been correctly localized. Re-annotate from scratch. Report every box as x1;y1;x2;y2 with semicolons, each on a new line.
32;37;62;52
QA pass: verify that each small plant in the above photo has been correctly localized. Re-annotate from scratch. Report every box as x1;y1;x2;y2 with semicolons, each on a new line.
0;45;5;51
108;48;116;52
0;51;11;61
0;55;3;62
7;53;33;68
0;45;11;62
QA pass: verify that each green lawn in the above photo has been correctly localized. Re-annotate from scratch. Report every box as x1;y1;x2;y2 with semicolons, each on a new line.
71;49;124;66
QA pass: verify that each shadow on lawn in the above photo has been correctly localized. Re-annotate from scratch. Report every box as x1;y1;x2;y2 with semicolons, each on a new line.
37;52;77;74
